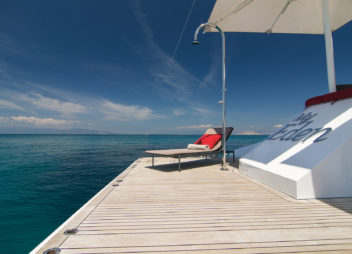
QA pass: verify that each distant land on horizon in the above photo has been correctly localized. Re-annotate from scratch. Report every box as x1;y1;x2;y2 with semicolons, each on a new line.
0;128;113;135
0;128;270;136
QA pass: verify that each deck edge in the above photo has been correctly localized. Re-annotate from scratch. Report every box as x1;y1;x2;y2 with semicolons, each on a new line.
29;158;141;254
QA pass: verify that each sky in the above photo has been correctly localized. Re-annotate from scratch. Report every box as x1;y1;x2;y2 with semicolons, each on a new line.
0;0;351;134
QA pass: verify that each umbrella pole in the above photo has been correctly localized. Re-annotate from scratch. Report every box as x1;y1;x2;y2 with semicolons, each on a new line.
220;28;227;171
322;0;336;93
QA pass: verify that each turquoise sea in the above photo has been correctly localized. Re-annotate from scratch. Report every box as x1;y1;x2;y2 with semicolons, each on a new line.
0;134;267;254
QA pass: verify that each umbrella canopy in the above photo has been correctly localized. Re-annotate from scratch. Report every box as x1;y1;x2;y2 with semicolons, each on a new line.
208;0;352;34
207;0;352;93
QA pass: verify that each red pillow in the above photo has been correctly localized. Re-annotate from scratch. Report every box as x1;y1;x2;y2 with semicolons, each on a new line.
194;134;222;149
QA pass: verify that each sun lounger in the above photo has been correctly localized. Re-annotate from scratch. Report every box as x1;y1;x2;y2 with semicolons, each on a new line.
145;127;233;171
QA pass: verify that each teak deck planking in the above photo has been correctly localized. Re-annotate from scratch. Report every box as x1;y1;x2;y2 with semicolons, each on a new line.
31;157;352;254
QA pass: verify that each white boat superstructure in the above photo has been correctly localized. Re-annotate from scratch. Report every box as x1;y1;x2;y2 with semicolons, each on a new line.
239;93;352;199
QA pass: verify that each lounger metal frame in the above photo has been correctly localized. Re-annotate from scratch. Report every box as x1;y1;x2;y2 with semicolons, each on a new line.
150;150;235;172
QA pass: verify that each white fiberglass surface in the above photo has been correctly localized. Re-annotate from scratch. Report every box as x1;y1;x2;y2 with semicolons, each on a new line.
243;98;352;167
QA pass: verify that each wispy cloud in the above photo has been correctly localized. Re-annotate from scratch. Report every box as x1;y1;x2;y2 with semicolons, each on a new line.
0;59;13;80
173;109;187;116
102;100;158;121
84;62;133;77
0;99;24;111
149;63;197;100
0;117;8;123
17;93;86;115
191;107;215;115
10;116;76;128
176;124;213;129
200;52;220;88
200;67;217;88
130;0;199;101
0;32;29;58
173;106;216;116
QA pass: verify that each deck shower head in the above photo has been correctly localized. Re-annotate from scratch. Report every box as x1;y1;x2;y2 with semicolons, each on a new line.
192;23;216;45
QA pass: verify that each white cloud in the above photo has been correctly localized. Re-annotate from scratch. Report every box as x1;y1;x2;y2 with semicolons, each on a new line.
176;124;213;129
274;124;283;128
102;100;156;121
10;116;76;128
0;99;24;111
18;93;86;115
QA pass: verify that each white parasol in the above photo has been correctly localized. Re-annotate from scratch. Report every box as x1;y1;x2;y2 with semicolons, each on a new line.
207;0;352;92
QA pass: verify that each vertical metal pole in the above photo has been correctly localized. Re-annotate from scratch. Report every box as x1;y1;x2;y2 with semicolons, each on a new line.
322;0;336;93
220;28;227;170
193;23;227;170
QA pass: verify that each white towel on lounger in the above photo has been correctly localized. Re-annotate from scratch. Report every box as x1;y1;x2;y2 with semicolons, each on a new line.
187;144;209;150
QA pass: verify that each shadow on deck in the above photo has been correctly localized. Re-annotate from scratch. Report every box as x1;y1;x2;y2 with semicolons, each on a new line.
318;198;352;215
146;157;225;172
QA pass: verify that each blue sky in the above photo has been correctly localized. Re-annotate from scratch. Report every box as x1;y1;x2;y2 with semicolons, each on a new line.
0;0;351;134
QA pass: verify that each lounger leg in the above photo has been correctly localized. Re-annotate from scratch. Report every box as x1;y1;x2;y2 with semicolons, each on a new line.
152;155;154;168
178;156;181;172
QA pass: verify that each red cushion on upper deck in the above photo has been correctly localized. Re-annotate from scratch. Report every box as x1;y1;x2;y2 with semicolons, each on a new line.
305;88;352;108
322;92;337;103
305;95;323;108
194;134;222;149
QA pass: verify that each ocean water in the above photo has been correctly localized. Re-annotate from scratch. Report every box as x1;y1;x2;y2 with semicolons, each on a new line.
0;134;267;254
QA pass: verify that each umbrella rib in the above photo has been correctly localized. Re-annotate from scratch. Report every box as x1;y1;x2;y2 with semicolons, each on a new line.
214;0;254;25
266;0;297;34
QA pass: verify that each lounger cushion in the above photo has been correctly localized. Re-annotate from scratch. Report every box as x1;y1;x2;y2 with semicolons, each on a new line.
194;134;222;149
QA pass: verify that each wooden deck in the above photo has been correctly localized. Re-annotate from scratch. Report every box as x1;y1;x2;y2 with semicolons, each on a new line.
31;157;352;254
